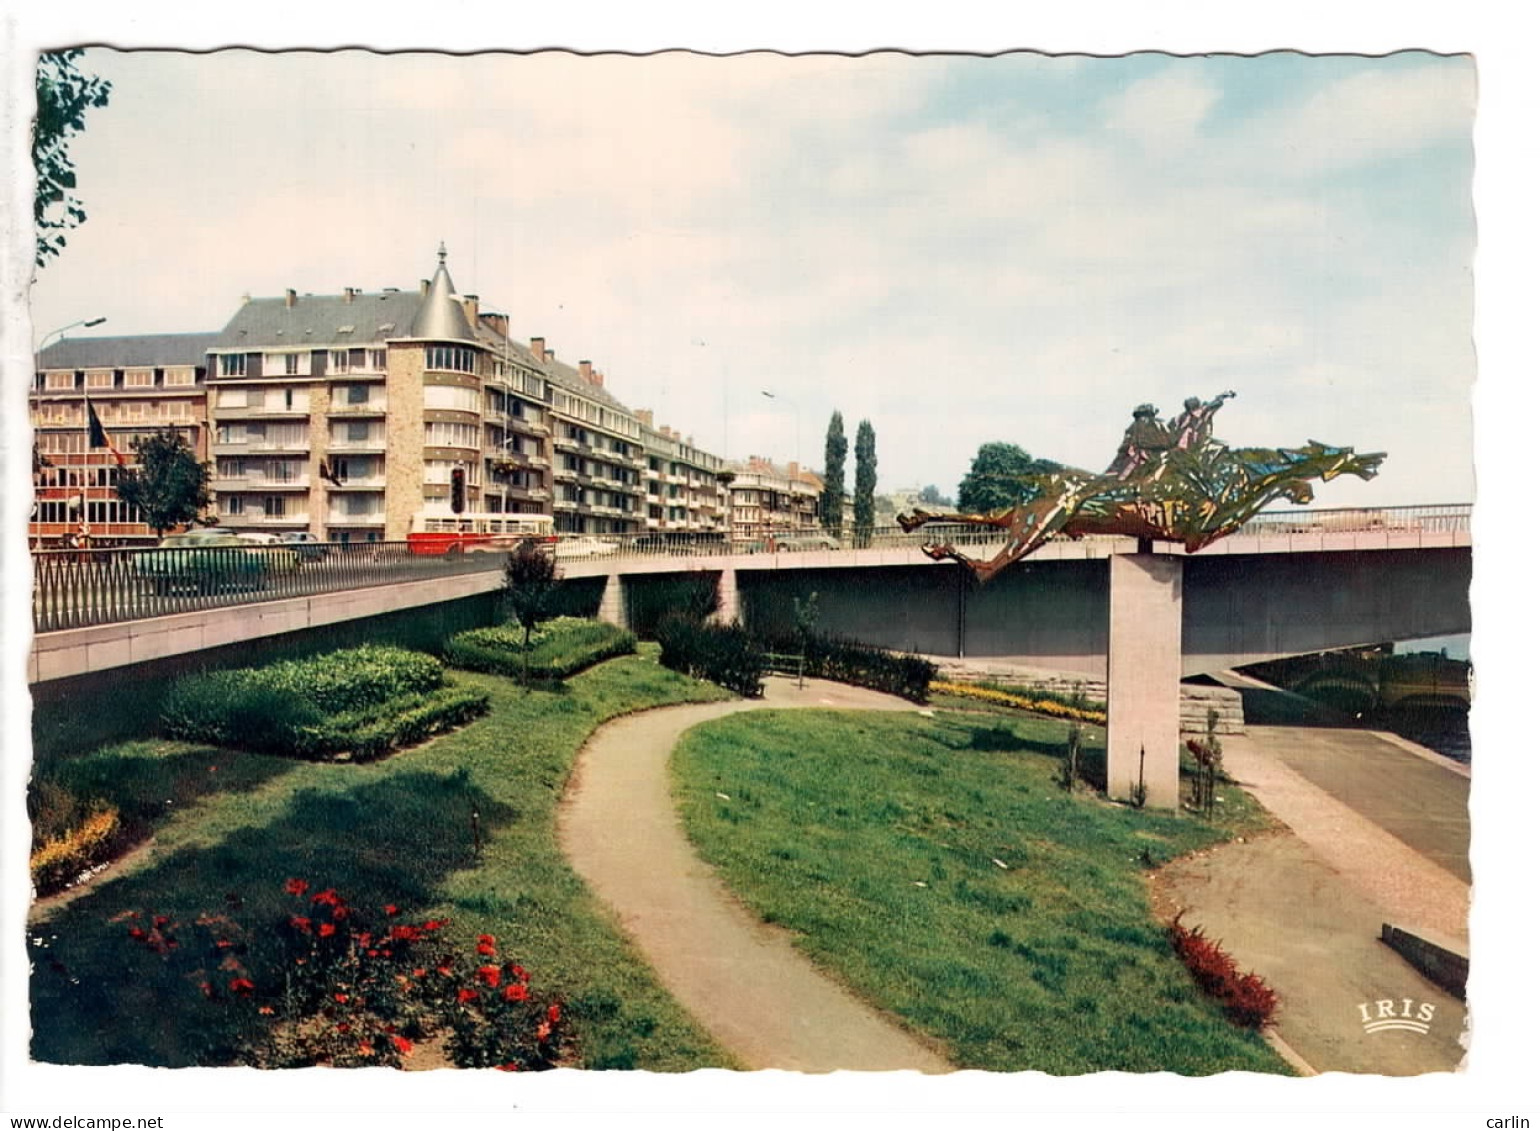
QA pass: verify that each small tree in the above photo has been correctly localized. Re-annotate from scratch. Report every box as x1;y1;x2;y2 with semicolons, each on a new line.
853;419;877;547
502;539;561;683
917;484;952;508
115;428;211;536
820;411;847;537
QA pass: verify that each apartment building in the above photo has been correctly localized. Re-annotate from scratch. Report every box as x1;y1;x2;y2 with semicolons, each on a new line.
637;412;732;533
31;332;217;546
727;456;822;545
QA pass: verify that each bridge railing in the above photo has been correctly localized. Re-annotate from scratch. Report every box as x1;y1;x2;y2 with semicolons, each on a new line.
32;505;1471;635
31;542;503;634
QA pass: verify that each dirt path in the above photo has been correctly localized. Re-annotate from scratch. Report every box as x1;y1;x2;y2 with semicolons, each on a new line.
557;676;950;1073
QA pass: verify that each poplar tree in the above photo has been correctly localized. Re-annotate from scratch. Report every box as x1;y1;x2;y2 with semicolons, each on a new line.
819;411;847;536
853;419;877;546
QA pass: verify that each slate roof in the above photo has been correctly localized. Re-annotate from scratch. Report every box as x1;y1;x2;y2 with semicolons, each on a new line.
37;332;220;371
208;290;426;351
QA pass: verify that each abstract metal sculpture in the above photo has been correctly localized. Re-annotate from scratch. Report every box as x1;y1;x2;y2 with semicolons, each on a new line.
899;393;1385;583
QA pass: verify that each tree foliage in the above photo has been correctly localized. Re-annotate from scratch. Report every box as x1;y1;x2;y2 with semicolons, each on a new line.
917;484;953;507
820;411;847;536
956;442;1062;514
34;49;112;268
502;539;562;657
853;419;877;545
115;428;211;536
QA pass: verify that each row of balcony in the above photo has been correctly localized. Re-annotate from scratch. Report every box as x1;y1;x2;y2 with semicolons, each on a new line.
219;511;385;527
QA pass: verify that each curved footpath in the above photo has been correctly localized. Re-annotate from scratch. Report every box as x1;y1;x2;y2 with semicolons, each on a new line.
558;676;951;1073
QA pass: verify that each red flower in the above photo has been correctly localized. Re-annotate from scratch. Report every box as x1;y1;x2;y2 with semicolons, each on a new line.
476;934;496;956
311;888;340;907
423;918;448;932
503;983;529;1003
127;926;146;940
153;915;171;928
229;978;255;996
457;987;478;1004
199;981;214;999
284;878;309;897
334;993;349;1003
383;904;400;917
547;1003;561;1024
215;939;234;950
289;916;312;933
391;1035;414;1056
331;906;348;922
357;1042;374;1057
497;1062;520;1072
389;925;422;943
258;1005;275;1016
510;964;529;983
412;968;427;979
318;922;336;938
367;949;380;958
437;964;454;977
476;965;502;988
535;1021;552;1042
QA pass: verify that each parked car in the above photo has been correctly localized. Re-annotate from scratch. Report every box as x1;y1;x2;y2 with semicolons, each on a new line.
135;529;272;595
769;534;840;553
554;535;619;560
631;531;730;556
279;531;330;563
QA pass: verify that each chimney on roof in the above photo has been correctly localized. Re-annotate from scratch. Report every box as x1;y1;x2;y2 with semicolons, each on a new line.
484;312;508;338
578;360;593;383
285;288;296;308
463;294;479;323
530;337;545;362
788;461;800;479
594;368;605;387
545;347;555;363
343;287;356;303
636;408;654;427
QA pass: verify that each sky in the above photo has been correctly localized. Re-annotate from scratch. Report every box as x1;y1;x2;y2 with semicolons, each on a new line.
26;48;1476;507
4;4;1538;1125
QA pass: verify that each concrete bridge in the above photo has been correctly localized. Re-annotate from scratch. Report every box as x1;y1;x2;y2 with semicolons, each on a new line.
29;505;1470;809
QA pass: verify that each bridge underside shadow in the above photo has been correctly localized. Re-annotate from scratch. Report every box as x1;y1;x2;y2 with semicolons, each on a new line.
735;547;1471;678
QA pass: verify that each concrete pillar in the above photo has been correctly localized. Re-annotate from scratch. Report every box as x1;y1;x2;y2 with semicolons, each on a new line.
713;568;740;625
597;571;627;629
1106;553;1183;809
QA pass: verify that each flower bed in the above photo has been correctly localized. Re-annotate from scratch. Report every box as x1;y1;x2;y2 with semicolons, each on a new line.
443;617;636;682
1169;914;1279;1030
932;680;1108;725
30;805;124;896
162;646;488;760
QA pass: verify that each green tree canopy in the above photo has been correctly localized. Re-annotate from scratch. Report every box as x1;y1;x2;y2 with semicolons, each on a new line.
853;419;877;544
115;428;211;536
956;442;1062;514
820;411;847;536
502;539;562;683
917;484;953;507
34;49;112;268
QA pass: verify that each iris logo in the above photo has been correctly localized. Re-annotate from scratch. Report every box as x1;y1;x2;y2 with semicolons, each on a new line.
1357;997;1436;1035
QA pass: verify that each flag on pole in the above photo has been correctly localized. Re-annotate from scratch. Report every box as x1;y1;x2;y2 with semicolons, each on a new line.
84;397;128;467
319;459;343;487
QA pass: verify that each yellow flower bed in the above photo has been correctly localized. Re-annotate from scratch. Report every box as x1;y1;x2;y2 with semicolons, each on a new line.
931;681;1107;725
30;806;121;894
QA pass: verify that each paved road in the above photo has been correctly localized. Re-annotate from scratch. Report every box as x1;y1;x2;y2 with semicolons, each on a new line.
558;677;951;1073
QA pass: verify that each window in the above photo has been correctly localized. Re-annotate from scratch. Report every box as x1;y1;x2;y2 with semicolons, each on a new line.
423;421;479;449
124;369;154;388
366;349;386;371
222;495;245;515
346;494;375;516
347;421;371;442
216;387;250;408
332;458;352;483
425;345;477;374
424;384;480;413
328;350;351;374
86;370;114;389
164;367;195;387
267;352;303;376
44;371;76;390
217;354;247;378
263;496;286;518
347;384;369;404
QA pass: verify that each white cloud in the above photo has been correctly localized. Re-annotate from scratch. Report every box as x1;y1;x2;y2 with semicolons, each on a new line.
1101;67;1221;151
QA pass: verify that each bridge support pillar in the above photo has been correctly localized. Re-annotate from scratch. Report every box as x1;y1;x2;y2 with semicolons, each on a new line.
1106;553;1183;810
597;572;628;629
712;568;740;625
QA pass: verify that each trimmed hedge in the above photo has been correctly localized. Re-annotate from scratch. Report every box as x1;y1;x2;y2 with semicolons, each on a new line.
162;646;488;761
656;618;765;698
443;617;637;682
757;631;936;703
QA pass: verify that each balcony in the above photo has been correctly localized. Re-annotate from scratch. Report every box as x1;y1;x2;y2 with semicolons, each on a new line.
327;510;386;526
213;439;311;456
327;402;388;417
325;476;387;490
227;511;311;527
213;475;310;492
327;437;387;454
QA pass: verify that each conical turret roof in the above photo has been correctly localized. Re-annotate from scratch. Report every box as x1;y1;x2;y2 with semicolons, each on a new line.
409;243;476;341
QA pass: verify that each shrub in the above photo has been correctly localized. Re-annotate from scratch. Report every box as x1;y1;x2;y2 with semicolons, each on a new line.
757;631;936;703
30;804;123;896
932;680;1108;725
161;646;484;760
445;617;636;682
656;617;765;698
1169;915;1279;1030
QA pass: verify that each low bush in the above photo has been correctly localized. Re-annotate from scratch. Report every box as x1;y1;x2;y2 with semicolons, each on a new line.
758;631;936;703
444;617;636;682
932;680;1108;725
162;646;487;760
1169;914;1279;1030
30;804;124;896
656;617;765;698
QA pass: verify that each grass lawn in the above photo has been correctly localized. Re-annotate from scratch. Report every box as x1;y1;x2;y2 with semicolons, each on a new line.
29;647;737;1070
672;707;1290;1075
